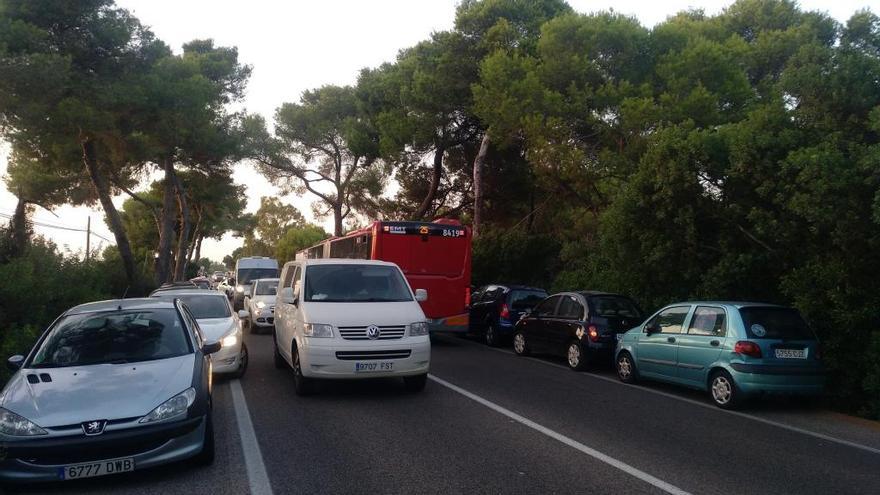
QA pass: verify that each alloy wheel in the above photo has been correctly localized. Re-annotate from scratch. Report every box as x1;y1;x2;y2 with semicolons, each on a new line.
712;375;732;405
567;343;581;369
513;333;525;354
617;355;632;380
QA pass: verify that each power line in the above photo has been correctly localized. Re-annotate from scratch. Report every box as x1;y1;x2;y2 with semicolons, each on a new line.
0;212;115;243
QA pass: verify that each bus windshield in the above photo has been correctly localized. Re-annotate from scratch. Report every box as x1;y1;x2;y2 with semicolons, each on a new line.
304;264;413;302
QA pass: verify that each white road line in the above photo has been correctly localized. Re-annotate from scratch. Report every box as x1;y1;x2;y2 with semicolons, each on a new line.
445;336;880;456
230;379;274;495
428;374;692;495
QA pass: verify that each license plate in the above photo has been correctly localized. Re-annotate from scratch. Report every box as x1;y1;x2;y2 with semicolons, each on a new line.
59;458;134;480
354;362;394;372
775;348;806;359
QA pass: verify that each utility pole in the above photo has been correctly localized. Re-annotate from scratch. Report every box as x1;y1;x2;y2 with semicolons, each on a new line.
85;216;91;261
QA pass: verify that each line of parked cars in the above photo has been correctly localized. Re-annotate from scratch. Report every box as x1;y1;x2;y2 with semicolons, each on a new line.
469;284;826;409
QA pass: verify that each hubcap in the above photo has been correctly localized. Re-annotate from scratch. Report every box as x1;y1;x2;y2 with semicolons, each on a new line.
712;376;732;404
514;334;525;353
568;344;580;368
618;356;632;379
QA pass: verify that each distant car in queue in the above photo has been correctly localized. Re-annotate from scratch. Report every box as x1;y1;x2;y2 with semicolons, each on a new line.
241;278;278;334
0;299;219;484
513;291;644;370
468;285;548;346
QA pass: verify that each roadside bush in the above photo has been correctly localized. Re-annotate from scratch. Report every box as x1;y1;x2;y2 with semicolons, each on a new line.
471;229;561;289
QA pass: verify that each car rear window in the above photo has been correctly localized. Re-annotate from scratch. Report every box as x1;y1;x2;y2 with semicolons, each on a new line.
509;290;547;310
590;296;642;319
153;294;231;319
739;307;815;340
30;309;191;368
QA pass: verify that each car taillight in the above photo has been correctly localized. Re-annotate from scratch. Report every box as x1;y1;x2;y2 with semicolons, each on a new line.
500;303;510;319
588;324;599;342
734;341;762;358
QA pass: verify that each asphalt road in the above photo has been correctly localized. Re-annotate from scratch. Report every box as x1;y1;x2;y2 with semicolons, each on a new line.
7;331;880;495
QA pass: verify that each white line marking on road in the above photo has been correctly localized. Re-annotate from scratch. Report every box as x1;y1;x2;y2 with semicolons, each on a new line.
428;374;692;495
230;379;274;495
445;336;880;456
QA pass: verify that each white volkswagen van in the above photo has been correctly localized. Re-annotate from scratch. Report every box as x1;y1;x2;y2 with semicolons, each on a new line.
273;259;430;395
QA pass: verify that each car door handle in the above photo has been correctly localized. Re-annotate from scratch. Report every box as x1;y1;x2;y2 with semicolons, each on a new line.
667;337;676;343
710;340;720;347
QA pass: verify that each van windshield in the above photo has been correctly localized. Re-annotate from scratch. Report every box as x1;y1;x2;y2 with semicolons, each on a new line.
304;265;413;302
238;268;279;285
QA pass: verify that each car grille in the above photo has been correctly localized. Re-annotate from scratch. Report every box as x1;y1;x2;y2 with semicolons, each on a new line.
338;325;406;340
335;350;412;361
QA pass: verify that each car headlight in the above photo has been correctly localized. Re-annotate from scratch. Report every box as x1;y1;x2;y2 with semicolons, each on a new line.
409;321;429;336
221;332;239;347
0;408;47;436
256;301;266;309
236;285;244;293
139;388;196;424
303;323;333;338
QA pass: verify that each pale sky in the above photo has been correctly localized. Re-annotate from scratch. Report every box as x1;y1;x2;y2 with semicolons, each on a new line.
0;0;871;261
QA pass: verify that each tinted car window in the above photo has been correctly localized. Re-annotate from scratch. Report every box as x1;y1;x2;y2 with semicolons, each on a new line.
304;264;413;302
688;307;726;336
154;295;230;319
649;306;690;334
740;307;814;340
509;290;548;310
557;295;584;320
533;296;561;317
238;268;279;284
30;309;191;368
255;280;278;296
590;296;642;318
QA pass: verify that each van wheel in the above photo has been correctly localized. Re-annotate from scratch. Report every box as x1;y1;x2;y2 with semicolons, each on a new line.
513;332;530;356
710;370;742;409
484;325;501;347
273;333;286;369
567;341;587;371
292;345;316;396
616;351;638;384
403;374;427;393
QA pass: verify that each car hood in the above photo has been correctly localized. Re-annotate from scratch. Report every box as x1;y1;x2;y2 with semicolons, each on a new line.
301;301;426;327
0;354;196;427
197;317;238;342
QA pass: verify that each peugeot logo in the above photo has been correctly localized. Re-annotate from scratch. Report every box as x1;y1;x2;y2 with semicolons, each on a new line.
82;420;107;436
366;325;381;340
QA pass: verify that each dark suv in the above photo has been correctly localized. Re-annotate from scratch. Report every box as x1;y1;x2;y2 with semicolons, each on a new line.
469;285;548;346
513;291;643;370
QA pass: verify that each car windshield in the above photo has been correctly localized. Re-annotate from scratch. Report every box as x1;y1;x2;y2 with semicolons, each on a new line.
30;309;191;368
238;268;279;285
590;296;642;318
154;295;230;319
304;264;413;302
740;307;815;340
255;280;278;296
509;290;548;310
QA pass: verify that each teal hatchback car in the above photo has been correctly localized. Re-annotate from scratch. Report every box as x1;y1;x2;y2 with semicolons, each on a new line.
614;302;824;409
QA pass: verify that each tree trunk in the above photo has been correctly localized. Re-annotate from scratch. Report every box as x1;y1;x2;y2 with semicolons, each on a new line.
472;133;490;239
156;158;177;285
9;195;30;257
187;207;203;266
172;173;191;281
194;235;203;267
81;137;136;284
333;201;344;237
414;144;445;220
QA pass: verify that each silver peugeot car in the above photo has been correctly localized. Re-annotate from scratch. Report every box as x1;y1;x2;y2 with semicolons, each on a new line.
0;298;219;483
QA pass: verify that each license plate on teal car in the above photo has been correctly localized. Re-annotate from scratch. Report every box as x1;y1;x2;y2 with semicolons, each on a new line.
775;348;806;359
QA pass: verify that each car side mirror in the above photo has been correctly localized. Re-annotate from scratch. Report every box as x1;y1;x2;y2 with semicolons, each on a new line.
238;310;249;319
280;287;296;305
7;355;24;371
415;289;428;302
202;341;222;355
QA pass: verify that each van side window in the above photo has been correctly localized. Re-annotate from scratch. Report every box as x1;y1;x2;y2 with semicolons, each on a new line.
291;266;302;294
688;307;726;337
281;264;298;289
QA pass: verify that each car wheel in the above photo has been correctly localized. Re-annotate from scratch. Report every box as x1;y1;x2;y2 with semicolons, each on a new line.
233;343;248;378
484;324;501;347
292;345;316;396
513;331;530;356
192;413;215;466
616;351;638;384
567;341;587;371
273;332;286;369
710;370;742;409
403;374;428;393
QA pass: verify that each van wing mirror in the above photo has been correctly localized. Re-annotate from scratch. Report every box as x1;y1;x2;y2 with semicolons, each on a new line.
415;289;428;302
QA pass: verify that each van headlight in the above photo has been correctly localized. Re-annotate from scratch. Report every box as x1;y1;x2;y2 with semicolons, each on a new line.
0;408;48;436
303;323;333;338
139;388;196;424
409;321;429;336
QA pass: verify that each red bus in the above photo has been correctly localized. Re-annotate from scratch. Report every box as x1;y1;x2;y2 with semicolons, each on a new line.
297;219;471;333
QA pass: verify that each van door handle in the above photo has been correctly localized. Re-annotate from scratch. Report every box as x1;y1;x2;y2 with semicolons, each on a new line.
667;337;676;343
710;340;720;347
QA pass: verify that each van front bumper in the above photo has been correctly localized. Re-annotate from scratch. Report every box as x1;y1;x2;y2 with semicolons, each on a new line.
299;337;430;379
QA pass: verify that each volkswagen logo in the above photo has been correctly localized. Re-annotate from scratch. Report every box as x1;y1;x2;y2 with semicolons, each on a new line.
366;325;381;340
82;420;107;436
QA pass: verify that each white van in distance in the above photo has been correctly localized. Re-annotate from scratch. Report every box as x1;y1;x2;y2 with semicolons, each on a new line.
274;259;430;395
233;256;279;311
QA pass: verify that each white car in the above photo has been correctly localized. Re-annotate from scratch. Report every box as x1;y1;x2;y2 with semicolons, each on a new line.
151;289;247;377
274;259;430;395
241;278;279;334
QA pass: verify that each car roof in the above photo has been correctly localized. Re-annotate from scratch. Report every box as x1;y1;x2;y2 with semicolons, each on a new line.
482;284;546;292
252;278;280;282
66;298;177;315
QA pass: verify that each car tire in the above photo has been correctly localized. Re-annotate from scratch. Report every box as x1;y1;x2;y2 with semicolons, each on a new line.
513;331;530;356
273;332;286;369
403;374;428;393
233;343;248;378
292;345;316;396
616;351;639;384
484;324;501;347
566;341;587;371
709;369;742;409
192;413;215;466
